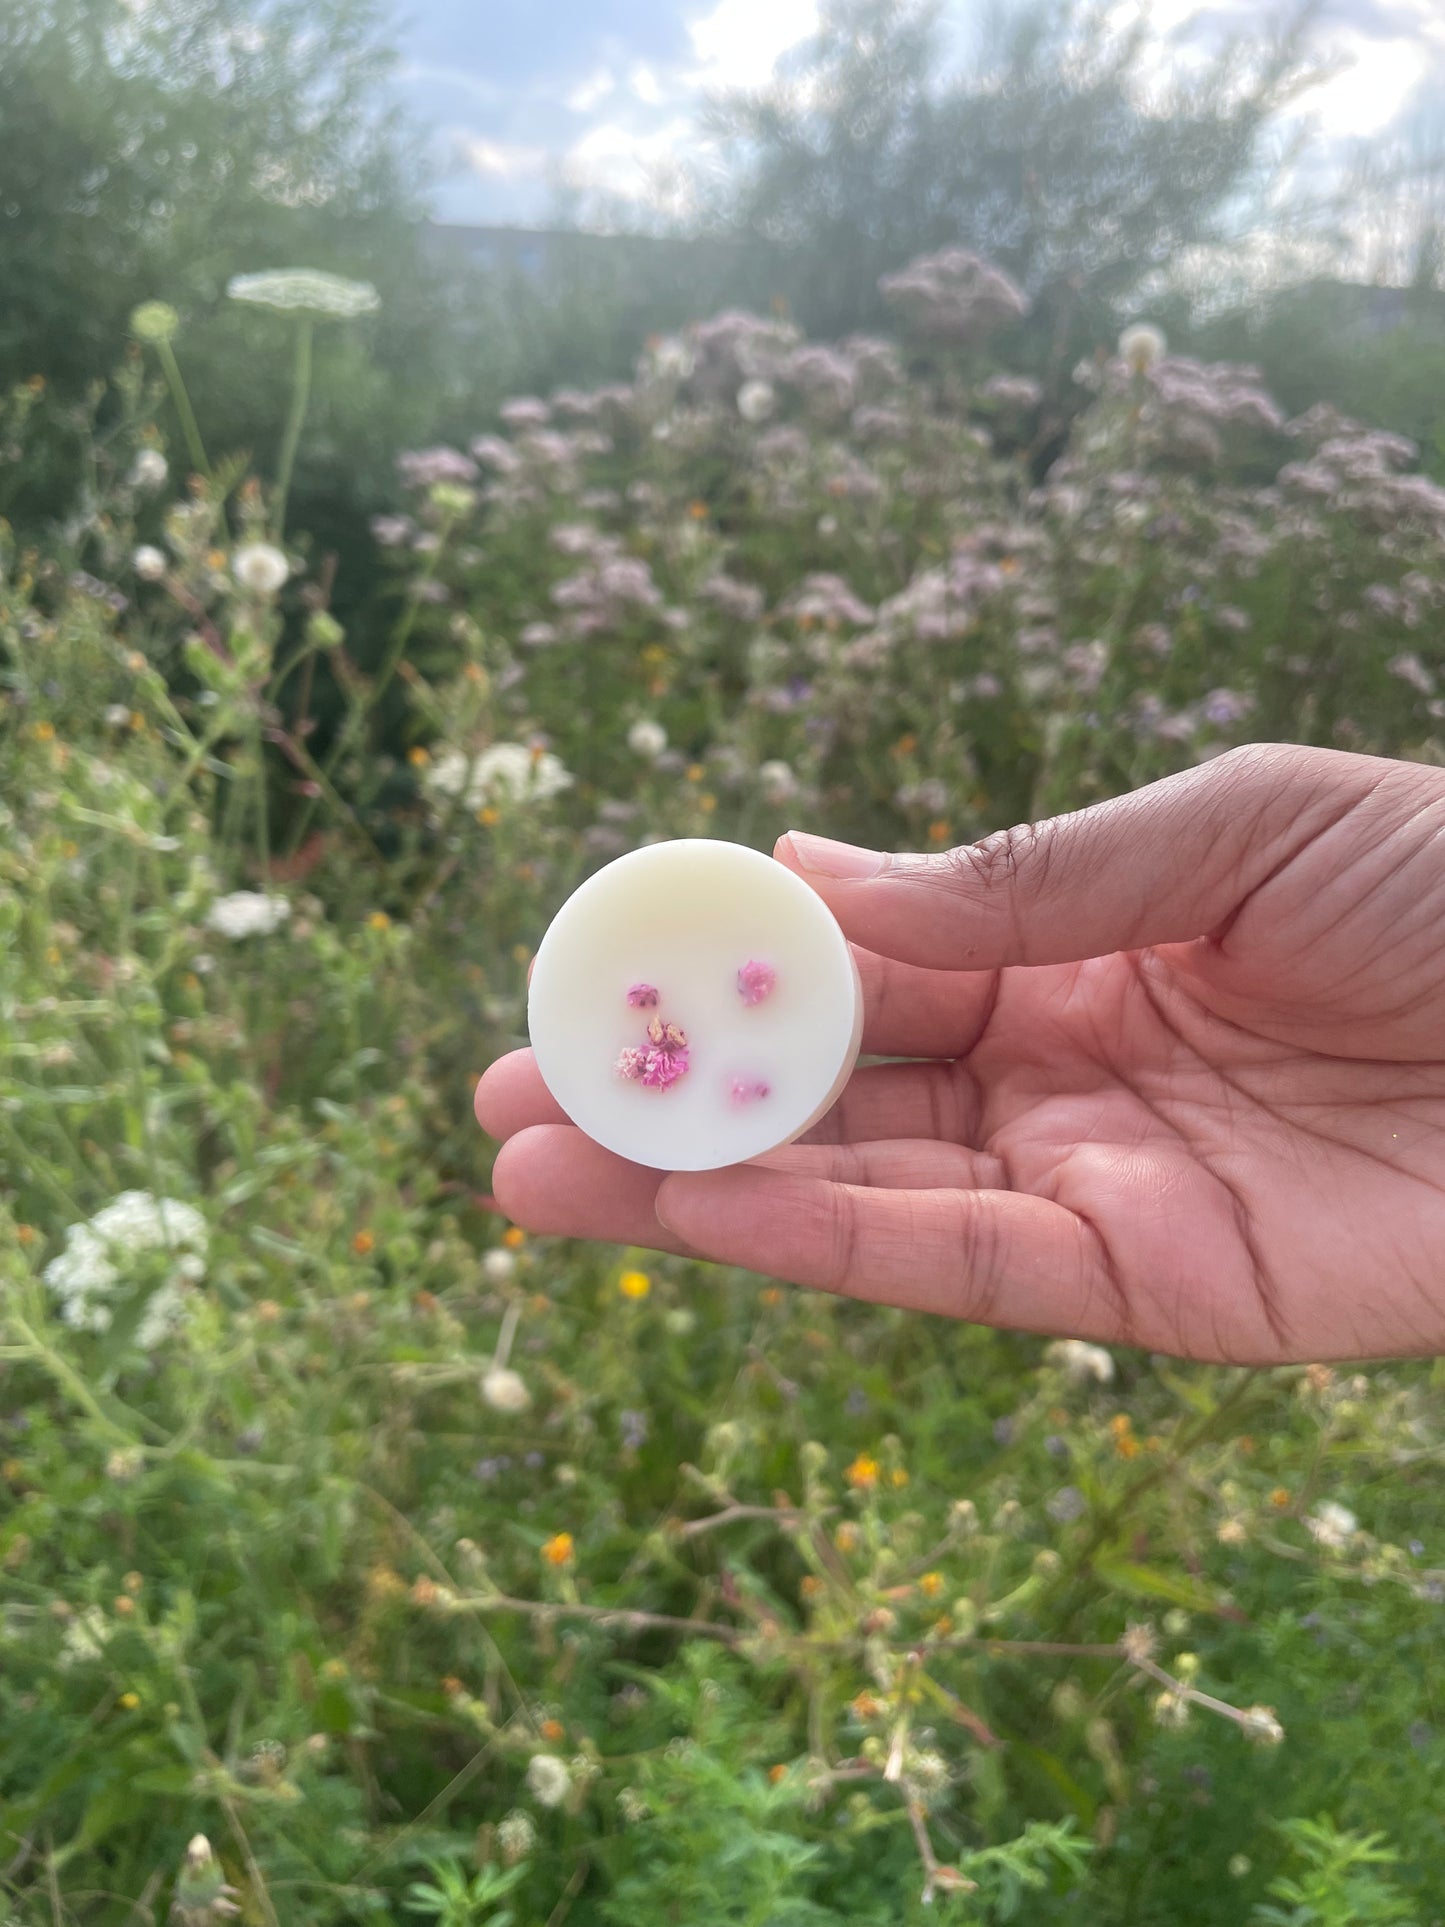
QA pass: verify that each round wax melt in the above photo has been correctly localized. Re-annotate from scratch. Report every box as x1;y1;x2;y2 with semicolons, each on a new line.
527;839;864;1172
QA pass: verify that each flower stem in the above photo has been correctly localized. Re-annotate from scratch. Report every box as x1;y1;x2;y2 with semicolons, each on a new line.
272;318;314;543
156;339;210;481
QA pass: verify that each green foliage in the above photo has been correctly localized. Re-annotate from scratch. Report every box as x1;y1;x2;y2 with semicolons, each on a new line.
403;1858;526;1927
1252;1817;1418;1927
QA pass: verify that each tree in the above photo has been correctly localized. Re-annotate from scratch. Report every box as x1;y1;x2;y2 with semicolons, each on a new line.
701;0;1326;363
0;0;451;522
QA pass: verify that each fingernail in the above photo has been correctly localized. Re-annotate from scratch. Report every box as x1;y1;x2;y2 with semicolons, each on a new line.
654;1172;691;1235
783;833;885;880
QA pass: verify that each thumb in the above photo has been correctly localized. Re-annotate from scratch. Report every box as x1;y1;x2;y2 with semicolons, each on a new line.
777;744;1380;972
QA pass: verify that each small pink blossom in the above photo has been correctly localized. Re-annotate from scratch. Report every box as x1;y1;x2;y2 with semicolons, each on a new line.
627;983;660;1008
730;1077;770;1105
640;1045;690;1091
616;1017;691;1092
737;960;776;1007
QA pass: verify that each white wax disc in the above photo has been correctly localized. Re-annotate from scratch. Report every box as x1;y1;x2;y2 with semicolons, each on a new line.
527;839;864;1172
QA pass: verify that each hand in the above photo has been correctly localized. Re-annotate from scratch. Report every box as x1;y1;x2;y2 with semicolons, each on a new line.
477;744;1445;1364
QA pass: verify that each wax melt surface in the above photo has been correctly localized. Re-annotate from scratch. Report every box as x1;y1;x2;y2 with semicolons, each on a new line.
527;839;863;1171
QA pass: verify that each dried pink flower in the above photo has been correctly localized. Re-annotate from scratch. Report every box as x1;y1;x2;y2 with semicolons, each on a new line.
617;1015;691;1092
627;983;660;1008
730;1077;770;1104
640;1044;690;1091
737;960;776;1007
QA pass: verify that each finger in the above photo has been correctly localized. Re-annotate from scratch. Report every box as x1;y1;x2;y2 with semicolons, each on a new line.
654;1166;1121;1339
475;1049;570;1140
491;1124;701;1255
854;946;997;1058
478;1048;979;1149
755;1139;1007;1189
775;744;1383;971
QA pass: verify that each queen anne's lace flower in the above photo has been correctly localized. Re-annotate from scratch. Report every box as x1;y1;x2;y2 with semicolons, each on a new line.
44;1191;208;1342
228;269;380;319
426;744;573;812
206;892;291;940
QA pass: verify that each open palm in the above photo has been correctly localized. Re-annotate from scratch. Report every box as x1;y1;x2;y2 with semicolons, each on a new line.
478;745;1445;1363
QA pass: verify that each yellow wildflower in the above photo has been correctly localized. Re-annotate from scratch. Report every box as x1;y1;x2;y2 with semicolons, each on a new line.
845;1453;880;1491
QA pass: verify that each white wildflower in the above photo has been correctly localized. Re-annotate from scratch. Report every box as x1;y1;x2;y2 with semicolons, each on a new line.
105;703;132;726
1305;1500;1358;1551
206;891;291;940
758;759;799;805
645;336;695;382
1119;1621;1157;1666
482;1248;517;1284
1044;1337;1115;1385
43;1191;208;1345
1239;1704;1284;1746
481;1367;532;1415
1118;323;1166;374
425;743;573;813
227;269;380;320
231;543;290;597
60;1606;112;1666
133;545;168;582
1152;1690;1190;1729
737;379;776;423
135;1278;190;1351
627;718;668;759
525;1753;571;1808
497;1809;537;1864
129;449;169;491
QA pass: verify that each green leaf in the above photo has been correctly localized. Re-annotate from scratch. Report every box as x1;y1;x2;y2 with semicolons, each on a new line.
1093;1558;1226;1614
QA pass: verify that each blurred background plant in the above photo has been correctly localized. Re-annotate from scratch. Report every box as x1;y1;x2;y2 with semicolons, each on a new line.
3;0;1445;1920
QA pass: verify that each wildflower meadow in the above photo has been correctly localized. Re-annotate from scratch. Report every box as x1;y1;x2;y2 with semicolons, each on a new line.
4;244;1445;1925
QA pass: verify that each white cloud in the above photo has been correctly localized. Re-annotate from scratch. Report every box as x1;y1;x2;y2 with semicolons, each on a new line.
461;135;548;180
686;0;820;90
567;115;696;179
566;66;616;113
630;63;664;106
1302;28;1432;138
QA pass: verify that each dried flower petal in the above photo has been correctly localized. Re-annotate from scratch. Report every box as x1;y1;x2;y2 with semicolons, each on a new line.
627;983;660;1008
737;959;776;1006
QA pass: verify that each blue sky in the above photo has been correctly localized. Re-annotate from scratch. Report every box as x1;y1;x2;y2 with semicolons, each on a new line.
390;0;1445;229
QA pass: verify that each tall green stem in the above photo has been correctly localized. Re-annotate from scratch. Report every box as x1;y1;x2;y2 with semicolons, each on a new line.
272;318;314;543
156;339;210;481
